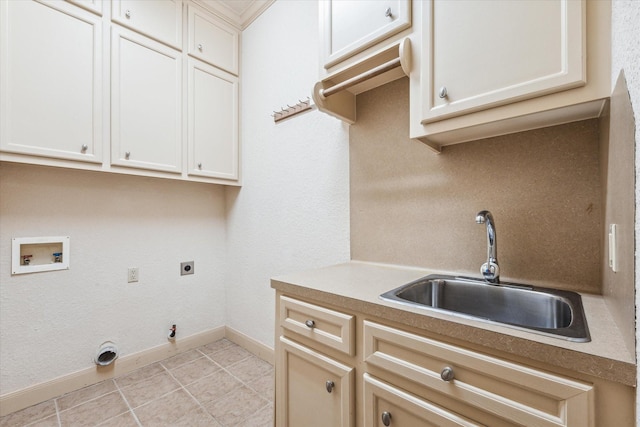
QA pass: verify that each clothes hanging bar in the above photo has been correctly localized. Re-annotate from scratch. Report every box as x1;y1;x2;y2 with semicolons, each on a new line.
312;38;411;124
318;57;402;100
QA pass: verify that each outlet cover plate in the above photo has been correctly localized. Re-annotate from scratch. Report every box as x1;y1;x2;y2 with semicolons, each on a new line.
181;261;194;276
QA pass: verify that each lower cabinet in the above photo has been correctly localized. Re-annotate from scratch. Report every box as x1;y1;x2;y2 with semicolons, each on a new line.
277;337;354;426
274;293;612;427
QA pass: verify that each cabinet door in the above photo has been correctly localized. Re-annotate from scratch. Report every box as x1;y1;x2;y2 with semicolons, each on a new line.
0;0;103;163
421;0;585;123
322;0;411;68
277;337;354;427
111;27;182;173
187;58;238;180
364;374;481;427
112;0;182;50
187;4;238;75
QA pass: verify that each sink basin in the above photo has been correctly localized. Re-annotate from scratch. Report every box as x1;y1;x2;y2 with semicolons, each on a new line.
380;275;590;342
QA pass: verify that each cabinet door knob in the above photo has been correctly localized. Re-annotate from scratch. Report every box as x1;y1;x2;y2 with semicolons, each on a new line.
440;366;455;382
305;319;315;329
325;380;335;393
384;7;393;18
197;162;202;169
198;43;203;51
125;151;130;160
125;10;131;19
439;86;448;99
81;144;88;153
381;411;392;426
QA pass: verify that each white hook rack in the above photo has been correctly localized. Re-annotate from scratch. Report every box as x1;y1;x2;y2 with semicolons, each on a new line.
272;97;314;123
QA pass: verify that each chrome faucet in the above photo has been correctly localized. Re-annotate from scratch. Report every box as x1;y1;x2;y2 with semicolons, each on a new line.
475;210;500;284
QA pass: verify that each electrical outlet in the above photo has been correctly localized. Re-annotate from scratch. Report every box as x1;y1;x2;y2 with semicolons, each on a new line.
180;261;194;276
128;267;139;283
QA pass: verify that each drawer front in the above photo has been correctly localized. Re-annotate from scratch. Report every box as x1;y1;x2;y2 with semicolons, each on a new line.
112;0;182;49
280;296;355;356
363;321;593;427
187;4;239;75
364;373;480;427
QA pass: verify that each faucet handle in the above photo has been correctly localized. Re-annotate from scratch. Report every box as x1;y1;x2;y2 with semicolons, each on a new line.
481;261;500;283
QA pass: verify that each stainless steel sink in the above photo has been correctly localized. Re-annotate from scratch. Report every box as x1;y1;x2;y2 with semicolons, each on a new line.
380;275;590;342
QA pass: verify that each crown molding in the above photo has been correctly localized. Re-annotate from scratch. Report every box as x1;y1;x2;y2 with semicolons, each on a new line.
195;0;275;30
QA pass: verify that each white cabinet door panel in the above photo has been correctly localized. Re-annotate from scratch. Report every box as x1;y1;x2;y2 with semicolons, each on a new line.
188;58;238;180
112;0;182;49
421;0;585;123
111;27;181;173
0;0;103;163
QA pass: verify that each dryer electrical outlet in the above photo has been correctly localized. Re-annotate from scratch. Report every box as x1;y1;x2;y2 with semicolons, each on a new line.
181;261;194;276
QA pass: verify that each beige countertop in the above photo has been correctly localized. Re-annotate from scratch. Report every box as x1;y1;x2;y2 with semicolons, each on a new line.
271;261;636;386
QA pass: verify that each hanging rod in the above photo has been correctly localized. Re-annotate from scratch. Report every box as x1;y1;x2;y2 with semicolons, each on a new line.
312;38;411;124
318;57;402;100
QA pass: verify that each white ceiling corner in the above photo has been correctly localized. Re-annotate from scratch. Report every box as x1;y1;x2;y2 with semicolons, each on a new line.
198;0;275;29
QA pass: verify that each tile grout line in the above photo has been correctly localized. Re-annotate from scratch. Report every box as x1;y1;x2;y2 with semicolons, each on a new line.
160;353;222;425
112;378;143;427
198;349;273;424
54;398;61;427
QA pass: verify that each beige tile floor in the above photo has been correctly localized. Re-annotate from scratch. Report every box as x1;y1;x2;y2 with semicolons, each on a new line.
0;339;274;427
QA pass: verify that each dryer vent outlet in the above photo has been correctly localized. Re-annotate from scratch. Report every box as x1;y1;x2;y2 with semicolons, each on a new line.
180;261;194;276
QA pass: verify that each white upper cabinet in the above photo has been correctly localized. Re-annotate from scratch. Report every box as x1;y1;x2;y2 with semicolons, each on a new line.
0;0;103;164
111;27;182;173
421;0;584;123
187;4;239;75
111;0;182;49
321;0;411;70
187;58;238;180
410;0;610;150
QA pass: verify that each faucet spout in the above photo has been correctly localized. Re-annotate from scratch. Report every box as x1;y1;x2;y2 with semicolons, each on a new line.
475;210;500;283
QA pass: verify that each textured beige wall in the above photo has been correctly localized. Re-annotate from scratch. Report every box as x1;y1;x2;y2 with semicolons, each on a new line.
601;71;636;356
350;78;602;293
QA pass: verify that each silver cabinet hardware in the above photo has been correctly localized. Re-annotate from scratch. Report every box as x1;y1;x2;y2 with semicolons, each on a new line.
440;366;455;382
197;43;203;51
305;319;315;328
385;7;393;18
125;10;131;19
81;144;88;153
125;151;130;159
325;380;335;393
381;411;392;426
197;162;202;169
439;86;448;99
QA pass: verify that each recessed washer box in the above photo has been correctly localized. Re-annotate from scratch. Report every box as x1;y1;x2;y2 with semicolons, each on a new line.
12;236;70;275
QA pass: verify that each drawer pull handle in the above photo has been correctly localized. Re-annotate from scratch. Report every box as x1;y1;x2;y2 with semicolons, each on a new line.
440;366;455;382
381;411;392;426
198;43;203;51
305;320;315;329
125;10;131;19
81;144;88;153
384;7;393;18
325;380;335;393
439;86;448;99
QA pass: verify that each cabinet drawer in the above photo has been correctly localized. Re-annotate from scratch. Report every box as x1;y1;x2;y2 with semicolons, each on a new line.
364;374;479;426
112;0;182;49
280;296;355;356
187;4;239;75
364;321;593;426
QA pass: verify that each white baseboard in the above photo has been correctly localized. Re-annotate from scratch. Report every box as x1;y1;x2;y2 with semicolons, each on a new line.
224;326;275;365
0;326;226;417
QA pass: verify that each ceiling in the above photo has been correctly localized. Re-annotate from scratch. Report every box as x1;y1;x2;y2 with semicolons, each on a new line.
197;0;274;29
